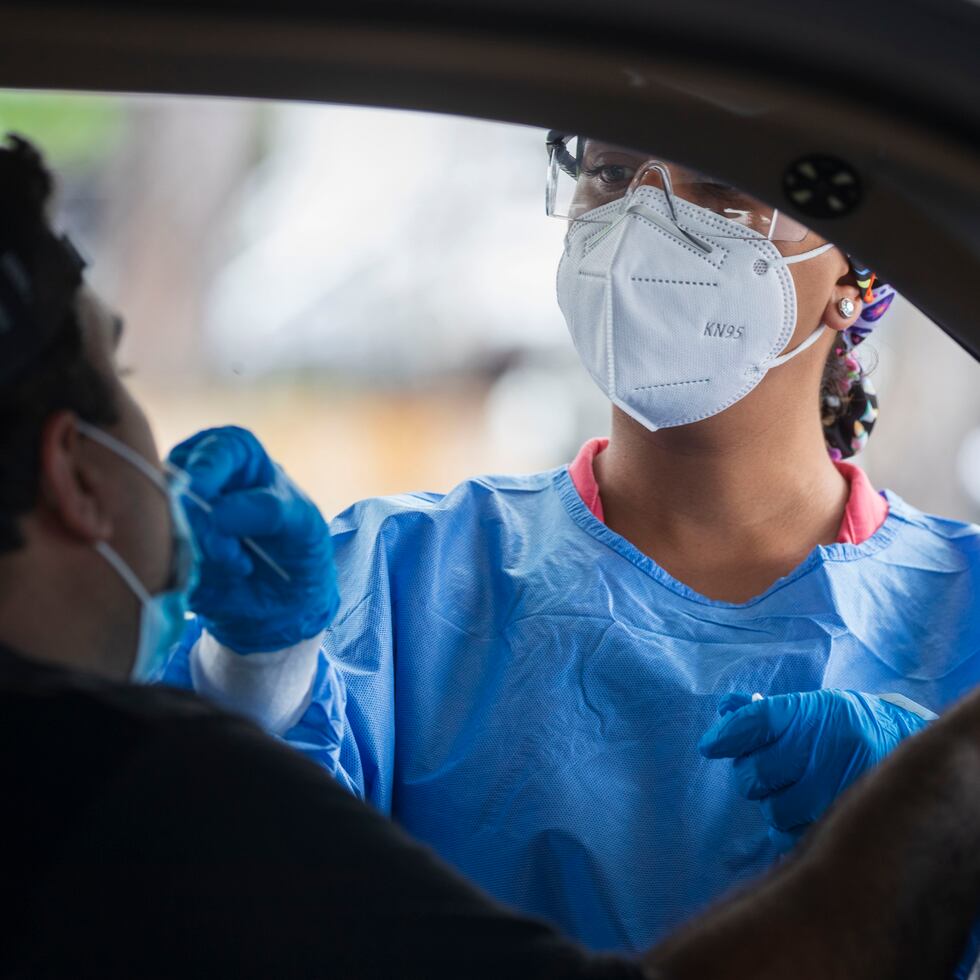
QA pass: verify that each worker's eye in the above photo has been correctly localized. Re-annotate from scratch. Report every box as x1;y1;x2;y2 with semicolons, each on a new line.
581;164;636;188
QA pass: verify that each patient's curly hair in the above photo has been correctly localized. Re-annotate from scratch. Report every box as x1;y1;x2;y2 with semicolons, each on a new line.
0;134;117;554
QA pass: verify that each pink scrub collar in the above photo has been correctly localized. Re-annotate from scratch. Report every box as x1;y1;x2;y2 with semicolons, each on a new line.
568;438;888;545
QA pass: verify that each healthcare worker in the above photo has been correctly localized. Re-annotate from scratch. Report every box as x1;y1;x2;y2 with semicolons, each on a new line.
163;135;980;956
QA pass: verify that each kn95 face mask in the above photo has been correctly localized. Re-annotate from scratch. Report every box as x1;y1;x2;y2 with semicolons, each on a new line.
556;170;833;431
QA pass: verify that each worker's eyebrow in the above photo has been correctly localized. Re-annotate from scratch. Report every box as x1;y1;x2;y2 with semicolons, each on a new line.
111;314;125;350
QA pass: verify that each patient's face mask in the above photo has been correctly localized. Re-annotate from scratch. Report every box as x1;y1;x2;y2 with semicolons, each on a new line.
77;421;195;681
549;137;835;430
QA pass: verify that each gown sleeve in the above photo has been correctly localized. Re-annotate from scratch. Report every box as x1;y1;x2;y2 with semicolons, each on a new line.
157;494;411;814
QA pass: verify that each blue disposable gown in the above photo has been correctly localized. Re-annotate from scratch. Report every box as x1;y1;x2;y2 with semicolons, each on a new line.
169;466;980;952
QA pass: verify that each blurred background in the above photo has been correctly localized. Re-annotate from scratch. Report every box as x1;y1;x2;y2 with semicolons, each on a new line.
4;90;980;523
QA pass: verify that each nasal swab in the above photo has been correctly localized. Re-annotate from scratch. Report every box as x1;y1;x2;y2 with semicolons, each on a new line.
166;462;292;583
76;422;293;585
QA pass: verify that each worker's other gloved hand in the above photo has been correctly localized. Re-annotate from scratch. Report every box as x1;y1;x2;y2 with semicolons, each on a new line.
168;426;339;653
699;690;931;851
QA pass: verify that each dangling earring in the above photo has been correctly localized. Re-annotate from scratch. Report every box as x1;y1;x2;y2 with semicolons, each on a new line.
837;297;855;318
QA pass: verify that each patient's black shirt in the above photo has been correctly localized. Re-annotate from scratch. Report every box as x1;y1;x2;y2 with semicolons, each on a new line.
0;644;643;979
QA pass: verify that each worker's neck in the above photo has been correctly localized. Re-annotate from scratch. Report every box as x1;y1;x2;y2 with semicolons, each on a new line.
0;537;134;681
595;394;848;601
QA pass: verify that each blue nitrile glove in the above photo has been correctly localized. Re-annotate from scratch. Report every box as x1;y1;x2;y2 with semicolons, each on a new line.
699;690;931;851
168;426;339;653
955;924;980;980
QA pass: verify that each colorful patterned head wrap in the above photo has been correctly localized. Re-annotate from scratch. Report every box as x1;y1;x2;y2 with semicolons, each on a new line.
821;260;896;461
842;263;897;352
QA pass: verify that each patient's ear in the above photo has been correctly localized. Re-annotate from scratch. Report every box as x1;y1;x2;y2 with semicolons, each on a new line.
37;411;114;544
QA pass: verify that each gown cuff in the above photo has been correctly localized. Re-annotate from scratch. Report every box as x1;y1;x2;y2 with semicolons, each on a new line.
878;691;938;722
189;629;323;735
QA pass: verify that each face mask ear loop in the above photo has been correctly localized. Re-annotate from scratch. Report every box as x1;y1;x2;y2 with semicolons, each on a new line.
763;241;839;367
766;323;829;368
78;421;192;595
94;540;153;606
75;420;169;496
781;241;835;265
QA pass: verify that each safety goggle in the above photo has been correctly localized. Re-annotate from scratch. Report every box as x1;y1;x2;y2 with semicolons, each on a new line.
545;133;810;243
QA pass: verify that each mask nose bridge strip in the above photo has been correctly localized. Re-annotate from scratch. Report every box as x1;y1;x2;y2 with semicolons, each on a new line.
639;162;680;224
623;201;715;255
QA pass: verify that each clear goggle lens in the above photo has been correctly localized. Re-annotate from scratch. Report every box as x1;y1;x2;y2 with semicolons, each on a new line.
546;134;810;243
